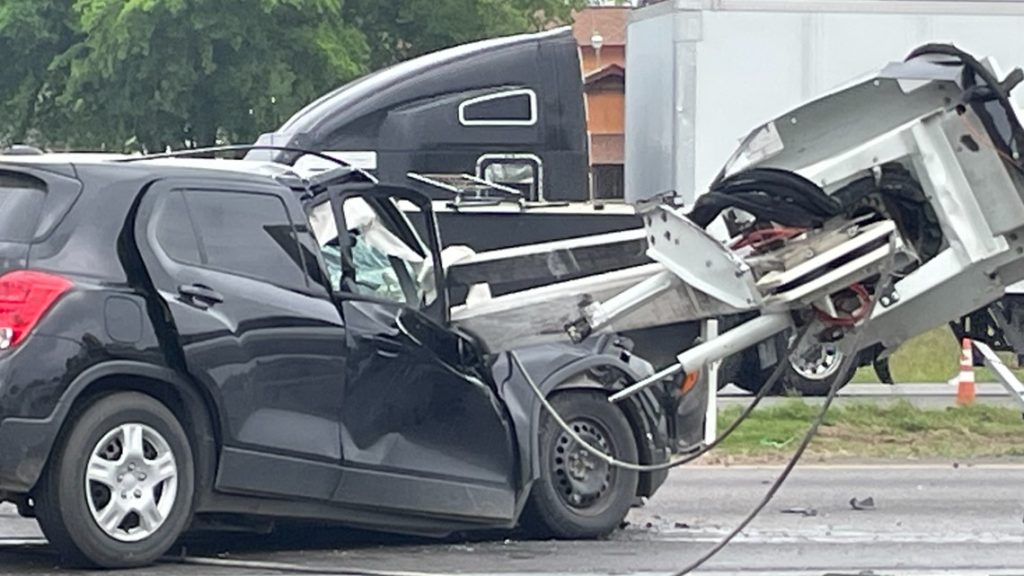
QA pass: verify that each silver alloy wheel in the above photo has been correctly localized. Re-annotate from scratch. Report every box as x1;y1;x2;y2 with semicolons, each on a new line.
84;423;178;542
789;343;844;381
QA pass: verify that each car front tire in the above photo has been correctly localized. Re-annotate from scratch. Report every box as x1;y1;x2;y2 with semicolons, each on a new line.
523;391;639;539
35;391;195;568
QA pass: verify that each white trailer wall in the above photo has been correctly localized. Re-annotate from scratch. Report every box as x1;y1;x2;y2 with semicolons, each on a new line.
626;0;1024;205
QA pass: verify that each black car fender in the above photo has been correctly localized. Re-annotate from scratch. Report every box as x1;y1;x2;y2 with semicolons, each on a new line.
493;339;672;515
11;360;218;505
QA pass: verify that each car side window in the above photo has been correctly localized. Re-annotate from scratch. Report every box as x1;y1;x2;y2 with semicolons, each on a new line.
310;196;432;307
0;172;47;242
152;189;309;291
153;190;202;263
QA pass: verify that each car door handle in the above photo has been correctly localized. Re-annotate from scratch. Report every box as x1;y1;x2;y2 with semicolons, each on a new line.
178;284;224;307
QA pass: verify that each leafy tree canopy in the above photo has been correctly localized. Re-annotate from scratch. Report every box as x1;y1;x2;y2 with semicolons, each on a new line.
0;0;583;151
344;0;583;69
0;0;78;145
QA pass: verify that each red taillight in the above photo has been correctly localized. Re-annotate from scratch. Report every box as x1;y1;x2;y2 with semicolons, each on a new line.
0;270;72;350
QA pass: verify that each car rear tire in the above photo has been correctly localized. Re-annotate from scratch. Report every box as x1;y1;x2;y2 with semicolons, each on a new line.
522;391;639;539
34;392;195;568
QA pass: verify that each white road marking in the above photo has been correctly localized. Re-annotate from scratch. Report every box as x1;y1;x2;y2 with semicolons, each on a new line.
449;572;1024;576
634;526;1024;545
691;463;1024;470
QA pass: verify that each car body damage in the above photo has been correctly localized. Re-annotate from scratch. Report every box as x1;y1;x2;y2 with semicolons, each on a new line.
0;154;701;567
300;178;682;505
492;334;673;498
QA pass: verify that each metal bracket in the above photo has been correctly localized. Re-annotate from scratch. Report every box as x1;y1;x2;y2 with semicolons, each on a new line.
644;205;761;310
973;340;1024;412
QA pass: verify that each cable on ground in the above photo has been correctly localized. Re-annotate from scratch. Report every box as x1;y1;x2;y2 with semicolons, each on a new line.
513;247;897;574
667;250;898;576
667;324;868;576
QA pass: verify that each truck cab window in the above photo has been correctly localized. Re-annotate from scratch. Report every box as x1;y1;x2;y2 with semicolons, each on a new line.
458;89;537;126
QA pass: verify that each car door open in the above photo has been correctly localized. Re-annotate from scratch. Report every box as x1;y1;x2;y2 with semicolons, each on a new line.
307;183;519;522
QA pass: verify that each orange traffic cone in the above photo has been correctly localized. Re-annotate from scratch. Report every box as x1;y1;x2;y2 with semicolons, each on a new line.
956;337;976;406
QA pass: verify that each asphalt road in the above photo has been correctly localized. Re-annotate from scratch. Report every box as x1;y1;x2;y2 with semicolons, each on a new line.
3;465;1024;575
718;382;1024;408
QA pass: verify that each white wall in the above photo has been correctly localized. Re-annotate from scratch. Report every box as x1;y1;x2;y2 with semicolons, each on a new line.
692;11;1024;195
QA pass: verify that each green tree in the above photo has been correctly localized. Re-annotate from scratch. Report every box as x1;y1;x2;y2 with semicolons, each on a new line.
344;0;585;69
0;0;78;146
52;0;368;151
2;0;585;151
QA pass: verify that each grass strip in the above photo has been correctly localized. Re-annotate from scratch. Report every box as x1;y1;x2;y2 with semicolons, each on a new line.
851;326;1024;383
714;399;1024;462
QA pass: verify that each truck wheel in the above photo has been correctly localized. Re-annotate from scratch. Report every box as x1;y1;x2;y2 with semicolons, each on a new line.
523;391;638;539
731;338;854;397
728;348;774;394
34;392;195;568
783;342;852;397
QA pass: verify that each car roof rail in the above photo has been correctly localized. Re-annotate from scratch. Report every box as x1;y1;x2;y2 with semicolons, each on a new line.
117;144;379;198
119;145;375;178
1;145;46;156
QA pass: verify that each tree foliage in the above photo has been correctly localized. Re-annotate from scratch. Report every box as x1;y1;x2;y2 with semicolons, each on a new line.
0;0;583;151
55;0;369;150
344;0;585;69
0;0;78;145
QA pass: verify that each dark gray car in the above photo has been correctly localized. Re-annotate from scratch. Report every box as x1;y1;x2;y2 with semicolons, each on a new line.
0;156;701;568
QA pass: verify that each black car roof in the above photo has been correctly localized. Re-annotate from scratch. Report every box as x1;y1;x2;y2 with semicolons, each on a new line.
1;156;301;188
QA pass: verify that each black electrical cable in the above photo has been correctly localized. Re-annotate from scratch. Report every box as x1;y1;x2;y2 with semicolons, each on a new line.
669;252;898;576
907;43;1024;166
169;555;434;576
690;168;841;229
668;328;864;576
720;168;841;215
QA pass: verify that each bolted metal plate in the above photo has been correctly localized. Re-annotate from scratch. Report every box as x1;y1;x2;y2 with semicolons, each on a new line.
643;205;761;310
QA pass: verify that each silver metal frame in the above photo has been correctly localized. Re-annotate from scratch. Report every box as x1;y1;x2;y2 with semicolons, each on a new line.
475;153;545;201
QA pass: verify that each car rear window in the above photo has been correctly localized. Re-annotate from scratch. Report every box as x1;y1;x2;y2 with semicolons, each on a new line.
0;172;46;242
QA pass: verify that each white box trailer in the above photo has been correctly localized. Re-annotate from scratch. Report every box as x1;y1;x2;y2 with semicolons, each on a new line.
626;0;1024;206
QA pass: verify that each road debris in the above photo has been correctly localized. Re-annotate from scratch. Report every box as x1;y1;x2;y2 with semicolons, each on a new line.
849;497;876;511
780;507;819;517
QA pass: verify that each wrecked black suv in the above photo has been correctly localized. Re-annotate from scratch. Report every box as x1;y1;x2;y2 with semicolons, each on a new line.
0;154;695;567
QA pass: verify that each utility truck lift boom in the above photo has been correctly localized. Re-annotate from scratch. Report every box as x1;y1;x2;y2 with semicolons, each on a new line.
451;44;1024;417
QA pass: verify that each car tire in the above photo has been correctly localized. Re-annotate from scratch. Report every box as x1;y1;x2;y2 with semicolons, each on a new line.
522;391;639;539
781;339;855;397
34;392;195;568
